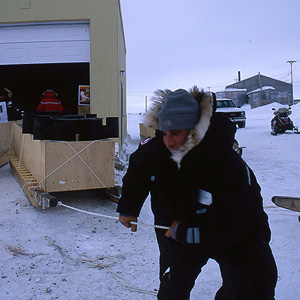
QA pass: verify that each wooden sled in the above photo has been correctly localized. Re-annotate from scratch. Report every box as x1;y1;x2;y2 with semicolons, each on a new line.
9;154;57;209
8;123;120;209
10;154;122;209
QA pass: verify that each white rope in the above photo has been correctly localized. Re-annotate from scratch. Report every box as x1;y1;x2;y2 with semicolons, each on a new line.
45;236;158;296
57;202;170;230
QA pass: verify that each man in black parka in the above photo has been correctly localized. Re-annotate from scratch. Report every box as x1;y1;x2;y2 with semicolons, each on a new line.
0;87;21;121
117;87;277;299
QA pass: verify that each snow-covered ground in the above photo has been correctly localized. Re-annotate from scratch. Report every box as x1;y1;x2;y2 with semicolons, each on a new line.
1;102;300;299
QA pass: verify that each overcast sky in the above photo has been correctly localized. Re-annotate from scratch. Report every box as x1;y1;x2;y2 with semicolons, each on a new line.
120;0;300;107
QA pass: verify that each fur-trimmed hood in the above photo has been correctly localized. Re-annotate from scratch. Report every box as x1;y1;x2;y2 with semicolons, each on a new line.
144;86;213;167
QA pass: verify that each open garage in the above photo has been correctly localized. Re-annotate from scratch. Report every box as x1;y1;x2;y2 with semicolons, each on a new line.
0;22;90;113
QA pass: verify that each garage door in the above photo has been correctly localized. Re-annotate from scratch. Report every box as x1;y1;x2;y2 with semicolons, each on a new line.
0;22;90;65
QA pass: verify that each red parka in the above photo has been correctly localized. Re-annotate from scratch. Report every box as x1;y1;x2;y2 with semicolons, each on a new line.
36;90;64;114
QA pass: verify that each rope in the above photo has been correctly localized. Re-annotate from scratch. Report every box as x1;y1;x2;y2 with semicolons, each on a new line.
45;236;158;296
57;202;170;230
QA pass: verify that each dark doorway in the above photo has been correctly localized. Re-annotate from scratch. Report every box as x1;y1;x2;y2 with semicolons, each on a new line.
0;63;90;114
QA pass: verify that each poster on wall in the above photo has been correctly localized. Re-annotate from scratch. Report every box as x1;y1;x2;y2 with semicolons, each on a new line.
0;102;8;123
78;85;90;105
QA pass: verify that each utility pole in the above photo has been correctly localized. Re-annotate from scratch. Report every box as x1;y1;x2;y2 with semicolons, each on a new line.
287;60;296;105
287;60;296;84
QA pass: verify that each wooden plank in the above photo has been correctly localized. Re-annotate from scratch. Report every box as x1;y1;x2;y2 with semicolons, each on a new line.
12;123;46;185
0;120;21;167
44;140;115;192
9;155;57;209
272;196;300;212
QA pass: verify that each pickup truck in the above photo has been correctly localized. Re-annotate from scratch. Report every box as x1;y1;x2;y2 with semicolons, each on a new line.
215;99;246;128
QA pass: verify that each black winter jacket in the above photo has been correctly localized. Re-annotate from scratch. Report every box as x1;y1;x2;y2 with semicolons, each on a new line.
117;88;270;256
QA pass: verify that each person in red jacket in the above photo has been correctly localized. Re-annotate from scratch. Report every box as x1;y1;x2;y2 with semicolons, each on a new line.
36;89;64;115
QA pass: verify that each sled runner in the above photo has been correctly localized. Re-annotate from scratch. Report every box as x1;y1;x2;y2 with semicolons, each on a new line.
271;196;300;212
272;196;300;222
272;196;300;213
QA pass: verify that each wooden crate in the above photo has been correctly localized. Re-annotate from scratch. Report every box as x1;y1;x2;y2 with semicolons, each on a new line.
11;123;115;193
0;120;22;167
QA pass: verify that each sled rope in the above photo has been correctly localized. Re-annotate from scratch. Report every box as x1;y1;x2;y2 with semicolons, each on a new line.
57;201;170;230
45;236;158;296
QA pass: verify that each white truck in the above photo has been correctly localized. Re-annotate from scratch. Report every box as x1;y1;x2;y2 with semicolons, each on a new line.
216;99;246;128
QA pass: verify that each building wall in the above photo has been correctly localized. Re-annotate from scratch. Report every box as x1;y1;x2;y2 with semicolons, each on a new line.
248;90;289;108
226;74;292;106
0;0;126;140
117;10;127;144
215;90;247;107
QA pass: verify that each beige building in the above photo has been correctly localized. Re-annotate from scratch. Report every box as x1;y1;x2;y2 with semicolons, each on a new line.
0;0;127;143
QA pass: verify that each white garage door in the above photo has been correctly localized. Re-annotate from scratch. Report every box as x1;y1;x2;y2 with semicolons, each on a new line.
0;22;90;65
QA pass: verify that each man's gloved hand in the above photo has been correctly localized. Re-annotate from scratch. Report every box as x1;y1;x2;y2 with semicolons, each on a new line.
165;220;182;240
119;214;138;232
165;221;201;244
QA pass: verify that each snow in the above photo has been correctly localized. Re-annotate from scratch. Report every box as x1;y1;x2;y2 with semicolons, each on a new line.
247;86;276;94
1;102;300;299
216;88;247;92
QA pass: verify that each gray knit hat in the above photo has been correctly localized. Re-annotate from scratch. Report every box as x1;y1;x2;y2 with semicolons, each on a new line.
158;89;200;131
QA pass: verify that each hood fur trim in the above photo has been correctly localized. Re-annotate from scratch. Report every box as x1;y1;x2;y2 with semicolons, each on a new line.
144;86;213;167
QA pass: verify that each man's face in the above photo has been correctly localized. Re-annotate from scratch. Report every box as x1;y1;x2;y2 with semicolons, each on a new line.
162;130;190;154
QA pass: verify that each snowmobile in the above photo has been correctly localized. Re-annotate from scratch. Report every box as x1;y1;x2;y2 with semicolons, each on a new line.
271;107;299;135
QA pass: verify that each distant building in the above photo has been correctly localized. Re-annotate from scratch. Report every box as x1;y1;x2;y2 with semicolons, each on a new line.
216;73;293;108
215;88;247;107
